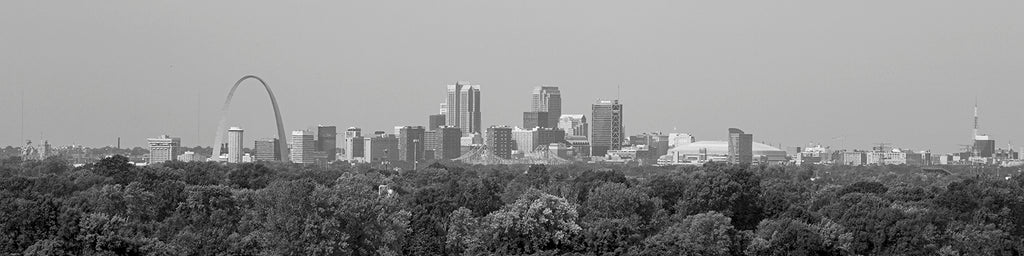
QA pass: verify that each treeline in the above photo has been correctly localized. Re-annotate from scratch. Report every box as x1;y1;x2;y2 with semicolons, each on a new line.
2;156;1023;255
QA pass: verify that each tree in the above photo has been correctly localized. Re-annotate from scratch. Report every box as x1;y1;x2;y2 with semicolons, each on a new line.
634;211;736;256
468;189;581;255
745;218;851;256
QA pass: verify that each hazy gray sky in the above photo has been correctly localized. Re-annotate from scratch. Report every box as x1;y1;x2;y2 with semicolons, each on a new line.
2;0;1022;153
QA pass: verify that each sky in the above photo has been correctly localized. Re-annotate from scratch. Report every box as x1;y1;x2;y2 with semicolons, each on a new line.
1;0;1022;153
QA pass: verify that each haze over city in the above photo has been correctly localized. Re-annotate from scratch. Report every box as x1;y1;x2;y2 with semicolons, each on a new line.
2;1;1022;153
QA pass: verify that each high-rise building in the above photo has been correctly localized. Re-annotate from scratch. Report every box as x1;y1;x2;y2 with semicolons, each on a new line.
668;133;695;148
398;126;426;162
254;138;281;161
290;130;316;164
522;111;549;129
590;100;623;157
363;132;399;163
974;137;996;158
532;86;561;129
429;114;446;131
727;128;753;164
316;125;337;162
446;83;482;134
559;114;588;138
436;127;462;160
227;127;244;163
147;135;181;164
486;126;514;159
344;127;364;161
512;128;538;152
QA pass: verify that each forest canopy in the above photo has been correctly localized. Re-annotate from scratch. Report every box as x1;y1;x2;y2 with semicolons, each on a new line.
2;155;1023;255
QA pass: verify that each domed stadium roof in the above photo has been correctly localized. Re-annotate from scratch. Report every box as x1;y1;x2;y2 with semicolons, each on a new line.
667;141;785;156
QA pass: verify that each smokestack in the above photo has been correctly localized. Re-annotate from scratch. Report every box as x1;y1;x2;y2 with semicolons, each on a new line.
117;137;121;149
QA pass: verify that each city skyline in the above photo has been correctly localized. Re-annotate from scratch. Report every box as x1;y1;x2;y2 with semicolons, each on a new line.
2;1;1022;153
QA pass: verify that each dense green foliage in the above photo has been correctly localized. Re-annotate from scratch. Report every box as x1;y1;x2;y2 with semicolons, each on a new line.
2;155;1023;255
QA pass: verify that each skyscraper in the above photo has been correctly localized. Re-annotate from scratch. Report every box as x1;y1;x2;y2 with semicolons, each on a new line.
429;114;446;131
532;86;561;128
147;135;181;164
363;132;399;163
227;127;244;163
344;127;364;161
398;126;426;162
446;83;482;134
559;114;588;138
486;126;513;159
590;100;623;157
254;138;280;161
290;130;315;164
436;127;462;160
316;125;337;161
523;111;549;129
728;128;753;164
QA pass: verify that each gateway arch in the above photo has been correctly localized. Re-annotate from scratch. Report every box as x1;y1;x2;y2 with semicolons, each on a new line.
212;75;289;162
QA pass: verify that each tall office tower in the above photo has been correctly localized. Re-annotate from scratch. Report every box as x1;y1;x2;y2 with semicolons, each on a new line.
429;114;446;131
254;138;281;161
436;127;463;159
446;83;482;134
316;125;337;161
439;102;447;115
590;100;623;157
227;127;245;163
522;111;549;129
398;126;426;162
344;127;364;161
486;126;514;159
363;132;399;163
558;114;588;138
728;128;753;164
147;135;181;164
532;86;561;128
290;130;316;164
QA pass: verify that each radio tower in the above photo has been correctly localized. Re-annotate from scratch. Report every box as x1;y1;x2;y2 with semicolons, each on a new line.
973;98;979;139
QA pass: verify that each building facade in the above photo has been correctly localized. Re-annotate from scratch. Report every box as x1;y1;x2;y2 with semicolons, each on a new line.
363;132;399;164
398;126;426;162
428;114;446;131
486;126;514;159
316;125;337;162
590;100;623;157
254;138;280;161
344;127;364;161
147;135;181;164
427;127;462;160
227;127;244;163
446;83;482;134
727;128;753;164
559;114;588;138
522;111;549;129
531;86;561;129
290;130;316;164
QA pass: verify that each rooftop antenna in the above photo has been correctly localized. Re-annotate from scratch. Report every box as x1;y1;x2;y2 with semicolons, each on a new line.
20;89;24;147
617;85;621;101
973;97;979;139
197;91;201;147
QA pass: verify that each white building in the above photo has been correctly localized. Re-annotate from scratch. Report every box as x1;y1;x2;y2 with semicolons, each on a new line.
227;127;244;163
290;130;316;164
147;135;181;164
